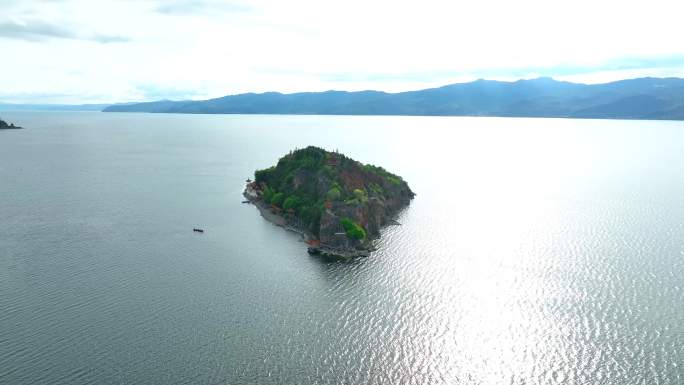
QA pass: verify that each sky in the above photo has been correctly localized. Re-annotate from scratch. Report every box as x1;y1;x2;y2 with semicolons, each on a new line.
1;0;684;104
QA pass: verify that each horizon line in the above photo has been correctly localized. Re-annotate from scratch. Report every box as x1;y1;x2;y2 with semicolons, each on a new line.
2;75;683;106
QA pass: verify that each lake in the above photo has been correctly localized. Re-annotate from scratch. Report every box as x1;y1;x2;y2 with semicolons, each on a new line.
1;112;683;384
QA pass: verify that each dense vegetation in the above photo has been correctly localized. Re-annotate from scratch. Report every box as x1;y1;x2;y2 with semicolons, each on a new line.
340;218;366;240
255;147;326;234
252;146;412;239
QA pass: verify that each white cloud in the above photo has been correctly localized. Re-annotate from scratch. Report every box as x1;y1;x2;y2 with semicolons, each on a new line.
1;0;683;103
0;18;129;43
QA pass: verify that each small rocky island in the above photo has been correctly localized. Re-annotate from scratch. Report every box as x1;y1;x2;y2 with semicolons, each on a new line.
244;146;414;258
0;118;22;129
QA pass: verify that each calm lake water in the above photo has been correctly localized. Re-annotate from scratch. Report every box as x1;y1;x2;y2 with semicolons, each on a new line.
1;111;683;385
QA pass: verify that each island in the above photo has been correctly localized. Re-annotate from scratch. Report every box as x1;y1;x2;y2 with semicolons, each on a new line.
0;118;22;129
244;146;415;258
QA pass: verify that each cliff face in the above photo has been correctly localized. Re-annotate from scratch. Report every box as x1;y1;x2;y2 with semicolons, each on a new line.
245;146;414;256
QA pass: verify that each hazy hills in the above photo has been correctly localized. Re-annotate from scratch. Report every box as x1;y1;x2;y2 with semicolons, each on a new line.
57;77;684;120
0;103;113;112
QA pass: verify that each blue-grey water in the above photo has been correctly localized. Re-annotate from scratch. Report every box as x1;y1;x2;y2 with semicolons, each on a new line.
1;111;683;385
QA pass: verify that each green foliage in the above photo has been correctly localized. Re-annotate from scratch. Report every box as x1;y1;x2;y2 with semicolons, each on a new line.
302;206;322;235
322;165;335;178
255;167;274;184
353;188;368;202
386;175;402;186
340;218;366;240
262;185;275;202
326;186;342;201
369;183;384;196
271;192;285;207
284;173;294;188
258;147;329;201
361;164;384;175
362;164;403;186
282;195;300;211
277;146;327;174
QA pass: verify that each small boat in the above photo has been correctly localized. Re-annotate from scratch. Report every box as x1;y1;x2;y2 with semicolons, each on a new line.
193;228;204;233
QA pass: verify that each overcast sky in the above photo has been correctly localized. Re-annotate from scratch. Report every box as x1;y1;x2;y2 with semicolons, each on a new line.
2;0;683;103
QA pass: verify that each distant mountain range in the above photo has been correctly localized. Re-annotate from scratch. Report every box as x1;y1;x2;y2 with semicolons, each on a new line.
102;77;684;120
7;77;684;120
0;103;113;112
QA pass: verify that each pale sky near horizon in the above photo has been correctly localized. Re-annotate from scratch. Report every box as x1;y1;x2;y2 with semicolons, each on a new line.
1;0;684;104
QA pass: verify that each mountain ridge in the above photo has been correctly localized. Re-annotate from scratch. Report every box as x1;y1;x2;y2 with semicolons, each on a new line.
103;77;684;120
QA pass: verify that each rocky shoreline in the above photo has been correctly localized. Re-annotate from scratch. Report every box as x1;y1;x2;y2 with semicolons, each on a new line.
244;183;371;259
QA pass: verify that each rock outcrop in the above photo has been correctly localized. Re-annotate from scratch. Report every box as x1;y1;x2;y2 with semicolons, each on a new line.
0;119;22;129
244;146;414;257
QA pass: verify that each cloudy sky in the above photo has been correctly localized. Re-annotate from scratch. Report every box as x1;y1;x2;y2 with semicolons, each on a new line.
2;0;683;103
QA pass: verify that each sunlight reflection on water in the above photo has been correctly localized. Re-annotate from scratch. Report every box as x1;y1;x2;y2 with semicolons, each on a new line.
1;112;683;384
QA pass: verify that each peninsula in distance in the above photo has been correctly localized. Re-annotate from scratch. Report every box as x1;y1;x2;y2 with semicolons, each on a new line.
0;118;22;129
103;77;684;120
